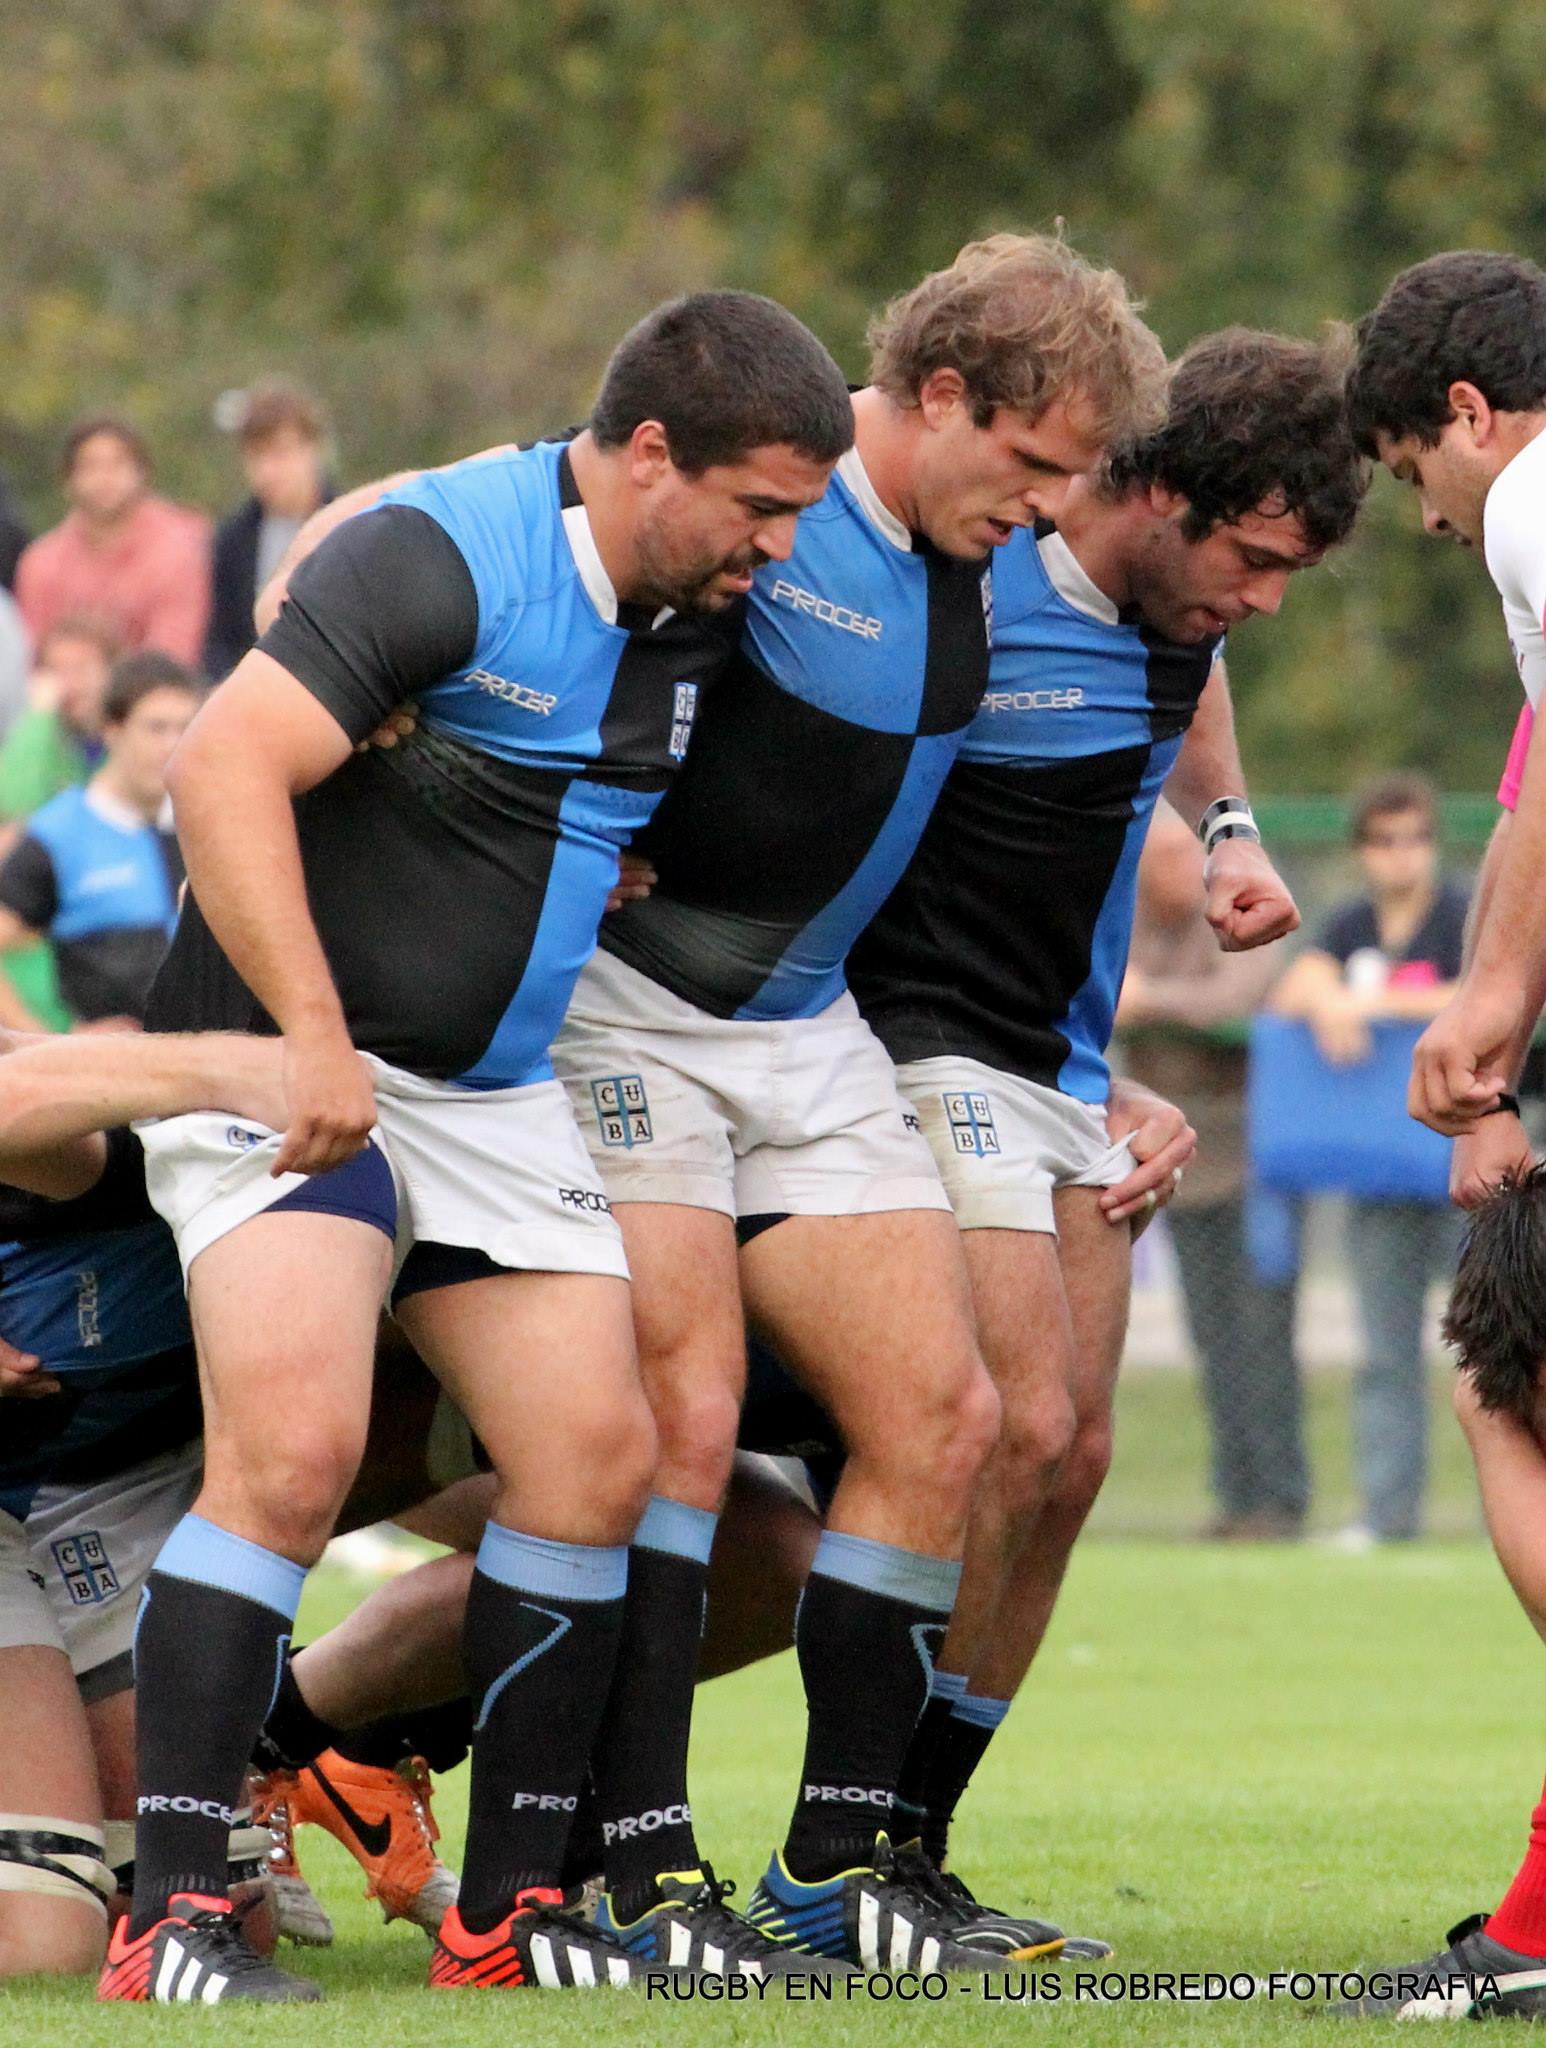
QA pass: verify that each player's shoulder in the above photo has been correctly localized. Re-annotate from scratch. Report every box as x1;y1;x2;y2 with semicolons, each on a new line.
24;783;88;840
1484;429;1546;579
992;522;1119;639
381;440;574;610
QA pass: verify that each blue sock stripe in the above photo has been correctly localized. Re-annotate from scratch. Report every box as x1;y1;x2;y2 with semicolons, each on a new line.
153;1514;306;1619
928;1666;970;1703
809;1530;961;1613
953;1691;1012;1730
633;1494;717;1565
476;1522;628;1603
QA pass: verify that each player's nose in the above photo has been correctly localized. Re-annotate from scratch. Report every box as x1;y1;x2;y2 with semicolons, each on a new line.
754;513;800;563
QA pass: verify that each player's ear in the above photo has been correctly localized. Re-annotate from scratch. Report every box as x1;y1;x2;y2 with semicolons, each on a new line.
627;420;676;489
916;366;968;430
1147;480;1188;523
1447;380;1495;448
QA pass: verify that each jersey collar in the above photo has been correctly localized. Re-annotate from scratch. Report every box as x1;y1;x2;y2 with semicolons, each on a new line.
837;448;912;552
557;445;623;626
1036;526;1120;625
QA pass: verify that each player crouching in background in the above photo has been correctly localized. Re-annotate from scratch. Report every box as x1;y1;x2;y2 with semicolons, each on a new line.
1344;1160;1546;2017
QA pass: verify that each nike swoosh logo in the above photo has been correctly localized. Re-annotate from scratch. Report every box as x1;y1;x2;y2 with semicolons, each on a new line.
306;1764;392;1859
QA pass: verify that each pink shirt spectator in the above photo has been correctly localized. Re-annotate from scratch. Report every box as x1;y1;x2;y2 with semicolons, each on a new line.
15;498;212;668
1499;702;1533;812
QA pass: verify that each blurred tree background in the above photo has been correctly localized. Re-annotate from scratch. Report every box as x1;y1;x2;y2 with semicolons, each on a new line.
5;0;1546;788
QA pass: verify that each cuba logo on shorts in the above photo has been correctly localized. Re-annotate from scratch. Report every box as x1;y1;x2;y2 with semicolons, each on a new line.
669;682;699;762
943;1090;1000;1157
52;1531;121;1607
592;1074;653;1149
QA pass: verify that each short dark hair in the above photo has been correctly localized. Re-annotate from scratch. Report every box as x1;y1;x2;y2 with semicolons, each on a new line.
36;611;125;666
1347;250;1546;457
590;291;853;475
102;650;203;726
1349;770;1437;845
62;414;151;480
1104;328;1366;551
1444;1164;1546;1425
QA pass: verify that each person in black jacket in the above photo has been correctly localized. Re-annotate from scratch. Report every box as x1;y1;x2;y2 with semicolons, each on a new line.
0;474;28;592
203;381;332;679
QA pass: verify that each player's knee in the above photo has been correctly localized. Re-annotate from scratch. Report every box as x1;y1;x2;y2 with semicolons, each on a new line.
582;1390;660;1531
648;1374;742;1500
0;1897;106;1978
1048;1416;1115;1526
925;1361;1002;1499
993;1383;1079;1520
204;1435;362;1561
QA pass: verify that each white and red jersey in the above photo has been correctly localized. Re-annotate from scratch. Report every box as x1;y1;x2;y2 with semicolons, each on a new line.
1499;701;1532;811
1484;425;1546;711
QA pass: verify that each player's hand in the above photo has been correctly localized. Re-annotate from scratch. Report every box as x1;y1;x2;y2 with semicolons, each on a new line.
275;1028;377;1177
0;1336;59;1399
1409;977;1527;1134
1203;840;1300;953
1099;1076;1196;1235
605;853;657;914
1307;988;1372;1067
1451;1111;1535;1209
358;703;419;752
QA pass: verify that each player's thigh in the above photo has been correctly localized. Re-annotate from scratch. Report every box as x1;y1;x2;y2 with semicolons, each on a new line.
962;1226;1078;1463
740;1208;989;1456
395;1267;652;1543
1051;1185;1133;1424
188;1211;389;1517
0;1643;106;1977
616;1201;747;1473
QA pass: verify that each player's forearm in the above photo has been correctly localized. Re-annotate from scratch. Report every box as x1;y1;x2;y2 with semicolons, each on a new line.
1469;715;1546;1022
0;1032;283;1159
1459;1387;1546;1646
1162;658;1246;828
1463;814;1534;1083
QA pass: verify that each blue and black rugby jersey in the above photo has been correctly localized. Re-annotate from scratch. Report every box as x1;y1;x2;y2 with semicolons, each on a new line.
598;448;991;1019
850;520;1218;1103
0;787;181;1023
146;439;730;1085
0;1128;197;1521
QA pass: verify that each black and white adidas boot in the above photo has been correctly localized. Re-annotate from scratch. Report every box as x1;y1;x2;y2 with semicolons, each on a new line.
597;1865;859;1978
928;1862;1113;1961
1336;1912;1546;2019
431;1887;701;1989
745;1834;1066;1973
98;1893;321;2003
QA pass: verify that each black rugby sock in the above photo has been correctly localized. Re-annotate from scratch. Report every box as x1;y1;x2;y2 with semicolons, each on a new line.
894;1666;969;1841
458;1523;627;1934
131;1516;305;1937
921;1692;1010;1867
252;1652;341;1774
782;1531;960;1883
592;1497;716;1924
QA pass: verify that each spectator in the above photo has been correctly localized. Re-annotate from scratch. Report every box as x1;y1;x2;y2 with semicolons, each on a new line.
1272;772;1467;1543
1118;802;1310;1540
0;612;122;825
0;473;29;591
0;652;198;1029
14;416;211;666
205;380;334;679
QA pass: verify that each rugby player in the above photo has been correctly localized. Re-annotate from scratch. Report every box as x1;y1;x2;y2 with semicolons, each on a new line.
1347;251;1546;1152
848;329;1363;1932
545;234;1171;1972
1338;249;1546;2013
100;293;853;2002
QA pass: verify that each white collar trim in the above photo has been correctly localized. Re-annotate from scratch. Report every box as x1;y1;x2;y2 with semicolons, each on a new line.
838;447;911;552
1037;528;1120;624
561;500;620;626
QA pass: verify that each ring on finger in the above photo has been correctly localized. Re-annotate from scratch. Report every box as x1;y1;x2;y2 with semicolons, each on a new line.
1143;1189;1158;1211
1171;1166;1184;1189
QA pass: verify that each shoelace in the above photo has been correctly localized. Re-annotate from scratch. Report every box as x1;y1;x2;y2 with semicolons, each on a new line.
885;1844;976;1927
668;1871;792;1961
180;1909;278;1978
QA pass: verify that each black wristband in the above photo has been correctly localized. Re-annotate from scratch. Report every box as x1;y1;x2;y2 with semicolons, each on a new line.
1489;1091;1523;1120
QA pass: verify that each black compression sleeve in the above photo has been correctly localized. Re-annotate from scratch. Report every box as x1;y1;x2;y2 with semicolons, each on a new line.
0;835;58;933
258;504;480;743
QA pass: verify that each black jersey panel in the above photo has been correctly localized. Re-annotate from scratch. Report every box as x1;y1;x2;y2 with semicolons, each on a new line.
850;744;1152;1086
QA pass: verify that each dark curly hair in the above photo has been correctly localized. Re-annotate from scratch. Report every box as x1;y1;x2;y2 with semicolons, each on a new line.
1444;1163;1546;1426
1103;327;1366;550
1347;250;1546;458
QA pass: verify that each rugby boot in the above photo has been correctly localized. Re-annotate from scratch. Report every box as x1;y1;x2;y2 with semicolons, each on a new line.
287;1749;458;1934
596;1864;859;1978
922;1856;1113;1961
1335;1911;1546;2018
97;1892;322;2003
247;1768;335;1946
430;1886;691;1989
744;1831;1065;1972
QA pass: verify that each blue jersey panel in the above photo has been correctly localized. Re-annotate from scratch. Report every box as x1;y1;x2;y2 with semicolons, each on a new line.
29;789;178;945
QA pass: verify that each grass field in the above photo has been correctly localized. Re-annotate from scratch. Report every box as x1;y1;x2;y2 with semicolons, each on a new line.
2;1363;1526;2046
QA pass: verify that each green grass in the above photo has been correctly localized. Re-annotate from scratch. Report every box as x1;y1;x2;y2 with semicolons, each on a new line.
4;1512;1542;2045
